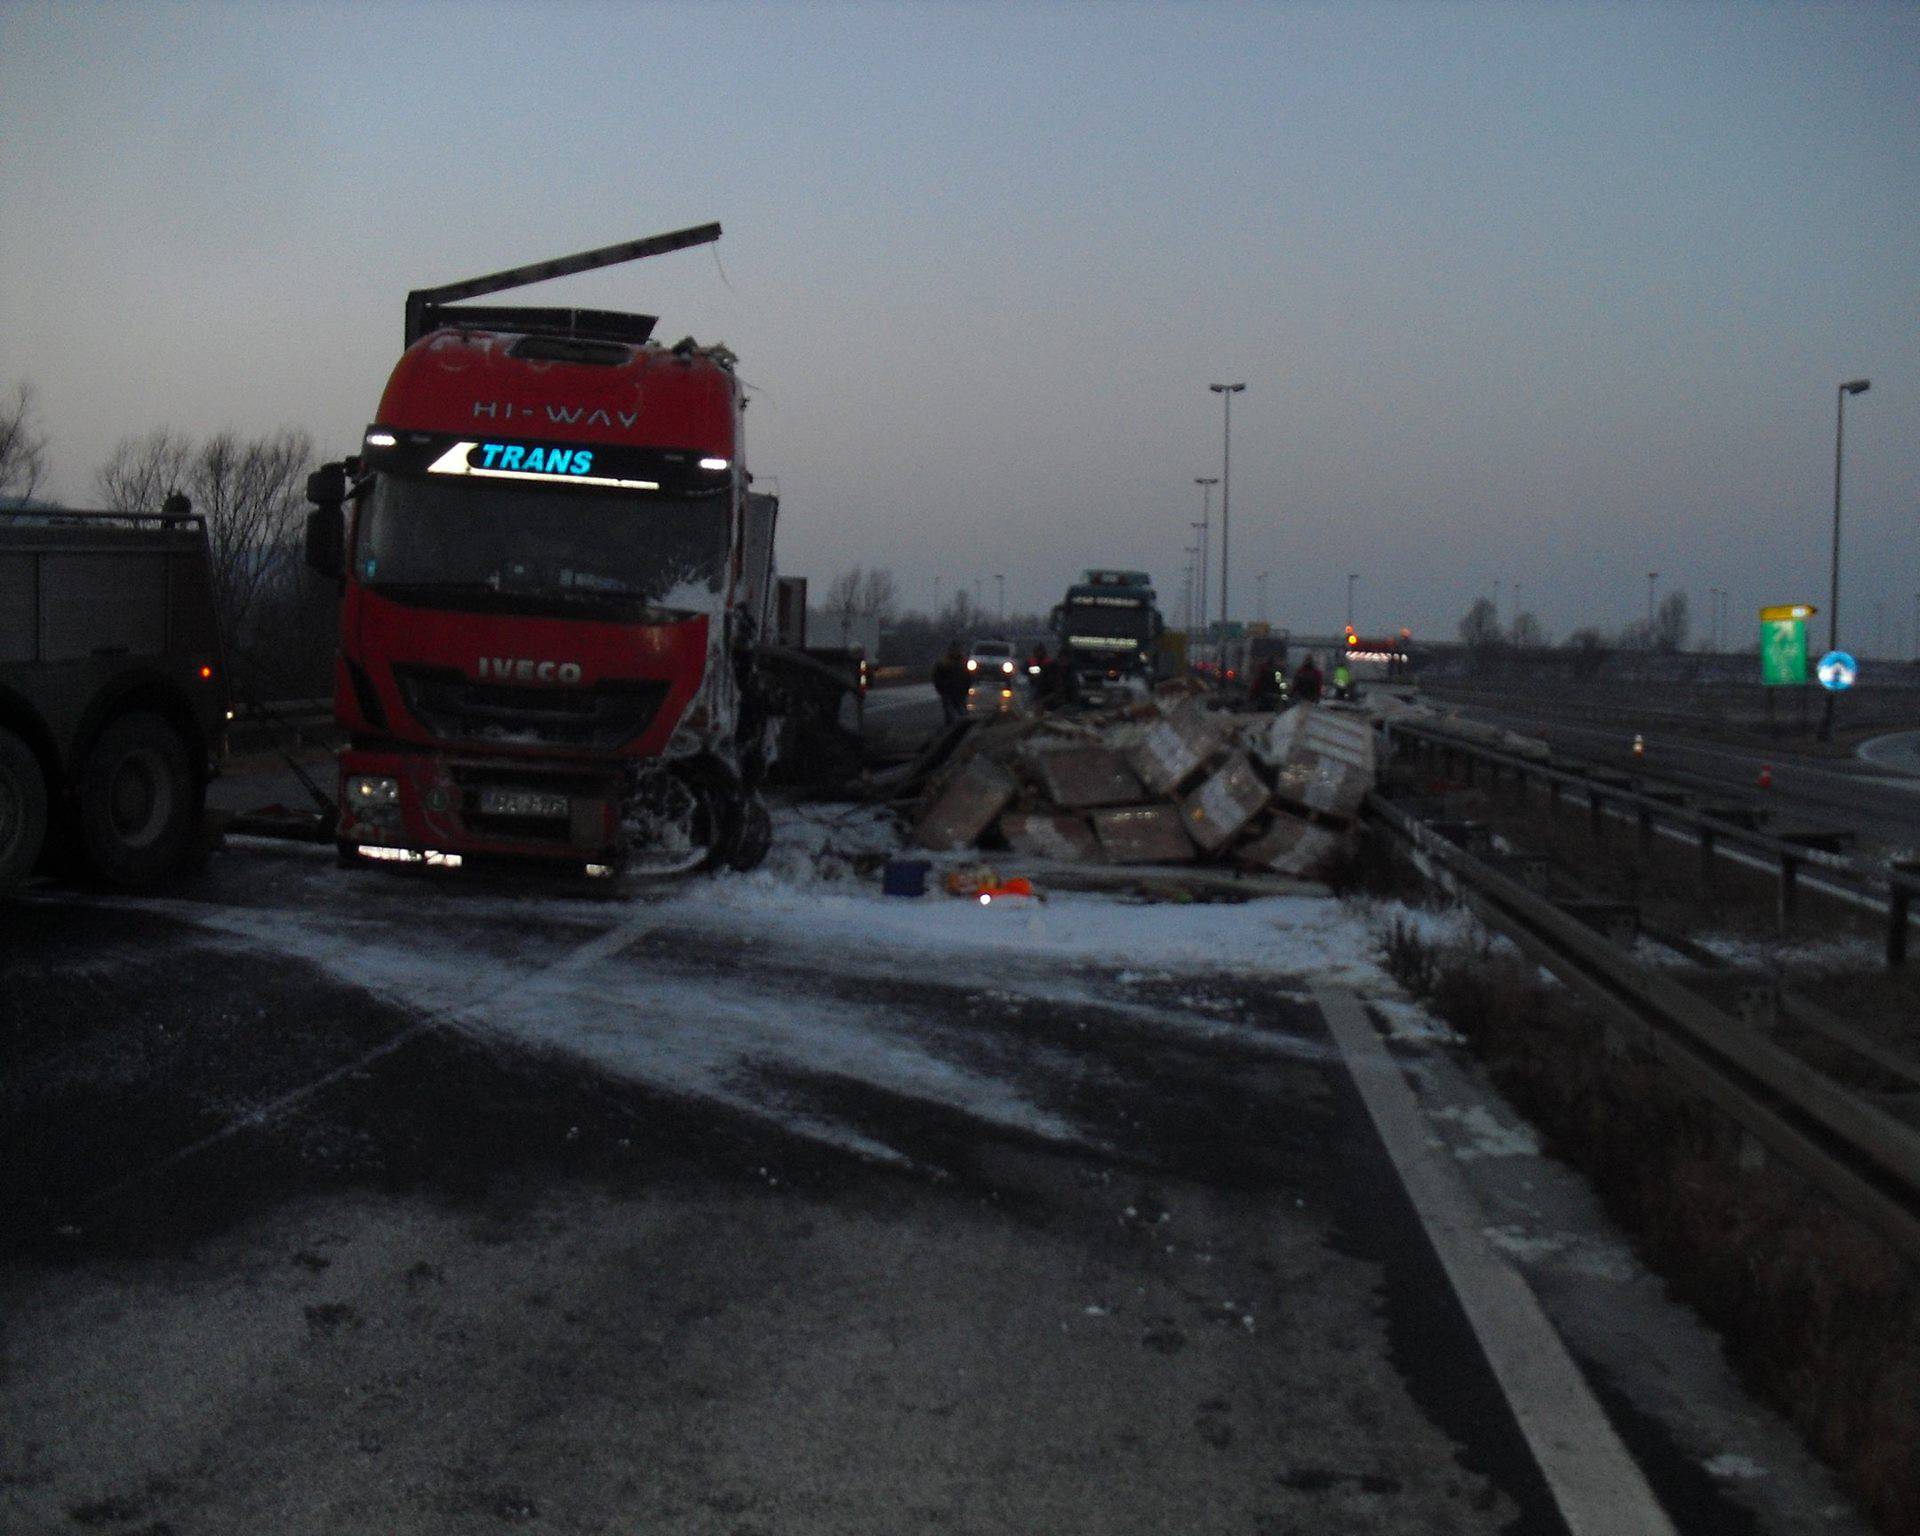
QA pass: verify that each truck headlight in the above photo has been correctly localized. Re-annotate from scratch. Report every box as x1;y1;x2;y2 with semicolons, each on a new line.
346;775;401;807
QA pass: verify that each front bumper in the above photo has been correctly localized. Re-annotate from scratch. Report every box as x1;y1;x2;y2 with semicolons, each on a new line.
336;748;622;865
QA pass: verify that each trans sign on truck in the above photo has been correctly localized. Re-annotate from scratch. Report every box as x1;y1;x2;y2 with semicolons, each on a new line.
304;224;785;876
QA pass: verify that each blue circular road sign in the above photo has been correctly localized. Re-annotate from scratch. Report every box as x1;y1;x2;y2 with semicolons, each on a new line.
1816;650;1858;691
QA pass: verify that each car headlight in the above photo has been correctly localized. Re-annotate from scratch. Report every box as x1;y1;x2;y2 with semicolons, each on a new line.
966;659;978;672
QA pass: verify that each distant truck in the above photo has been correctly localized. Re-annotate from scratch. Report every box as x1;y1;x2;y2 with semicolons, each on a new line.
1049;569;1164;703
0;507;229;893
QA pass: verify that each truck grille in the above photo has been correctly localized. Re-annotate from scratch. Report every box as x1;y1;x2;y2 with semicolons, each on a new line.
393;665;668;750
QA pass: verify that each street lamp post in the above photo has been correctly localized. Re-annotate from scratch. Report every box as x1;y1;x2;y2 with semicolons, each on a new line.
1209;384;1245;635
1346;573;1358;628
1820;378;1871;740
1193;478;1217;639
994;574;1005;622
1256;570;1270;623
1646;571;1659;646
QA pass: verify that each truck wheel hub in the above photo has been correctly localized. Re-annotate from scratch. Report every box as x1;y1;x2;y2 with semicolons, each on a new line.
107;749;171;844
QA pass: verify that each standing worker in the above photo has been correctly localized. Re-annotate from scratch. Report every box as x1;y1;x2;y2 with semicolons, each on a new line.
1292;652;1324;703
1028;642;1070;710
932;641;968;723
1331;655;1354;702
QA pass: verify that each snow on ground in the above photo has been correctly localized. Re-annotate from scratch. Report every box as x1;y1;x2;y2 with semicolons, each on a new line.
1428;1103;1542;1161
93;804;1439;1167
1691;933;1887;971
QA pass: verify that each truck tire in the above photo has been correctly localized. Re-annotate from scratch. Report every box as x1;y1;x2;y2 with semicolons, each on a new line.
77;712;197;889
0;726;49;894
727;794;773;873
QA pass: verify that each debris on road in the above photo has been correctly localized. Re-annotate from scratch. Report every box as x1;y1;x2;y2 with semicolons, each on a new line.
907;689;1379;881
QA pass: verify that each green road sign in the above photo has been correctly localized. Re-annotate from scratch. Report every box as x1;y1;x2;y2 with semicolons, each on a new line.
1760;612;1809;687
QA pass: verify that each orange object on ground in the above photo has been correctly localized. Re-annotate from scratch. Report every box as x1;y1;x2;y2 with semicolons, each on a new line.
1758;762;1773;789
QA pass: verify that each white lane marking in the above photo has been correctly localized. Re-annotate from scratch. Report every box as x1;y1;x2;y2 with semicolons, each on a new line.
1313;984;1679;1536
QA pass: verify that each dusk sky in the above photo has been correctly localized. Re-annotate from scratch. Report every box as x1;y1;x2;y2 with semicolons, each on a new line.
4;2;1917;653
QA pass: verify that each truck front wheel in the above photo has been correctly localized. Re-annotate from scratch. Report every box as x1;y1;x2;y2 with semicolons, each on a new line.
0;726;49;894
78;712;197;888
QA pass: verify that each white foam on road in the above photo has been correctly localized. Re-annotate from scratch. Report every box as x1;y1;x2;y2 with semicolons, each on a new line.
82;842;1399;1164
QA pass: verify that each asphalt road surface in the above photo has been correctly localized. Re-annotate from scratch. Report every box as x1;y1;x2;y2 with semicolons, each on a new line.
1454;706;1920;858
0;808;1866;1535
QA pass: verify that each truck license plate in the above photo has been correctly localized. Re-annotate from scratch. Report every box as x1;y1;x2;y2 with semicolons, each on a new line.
479;787;569;819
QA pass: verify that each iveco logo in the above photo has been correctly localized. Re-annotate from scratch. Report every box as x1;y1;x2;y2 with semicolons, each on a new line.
478;657;584;684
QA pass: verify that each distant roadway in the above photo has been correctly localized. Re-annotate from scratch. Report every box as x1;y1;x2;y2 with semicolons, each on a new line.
1446;704;1920;857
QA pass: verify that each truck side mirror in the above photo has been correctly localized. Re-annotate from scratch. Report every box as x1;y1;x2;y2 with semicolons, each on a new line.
1048;605;1064;633
305;505;344;580
306;463;348;506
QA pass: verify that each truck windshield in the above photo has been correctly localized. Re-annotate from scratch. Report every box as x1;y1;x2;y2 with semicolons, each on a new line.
1064;600;1153;644
355;474;730;619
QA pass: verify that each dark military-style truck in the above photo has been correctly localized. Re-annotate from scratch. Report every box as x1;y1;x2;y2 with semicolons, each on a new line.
0;507;228;892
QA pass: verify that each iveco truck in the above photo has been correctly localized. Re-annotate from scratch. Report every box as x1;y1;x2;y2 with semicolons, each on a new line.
305;223;821;876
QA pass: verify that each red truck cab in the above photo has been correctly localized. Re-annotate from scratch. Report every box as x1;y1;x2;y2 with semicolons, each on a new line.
308;228;774;875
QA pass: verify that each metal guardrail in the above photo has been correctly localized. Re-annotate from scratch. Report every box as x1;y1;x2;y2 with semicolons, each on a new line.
1366;788;1920;1268
1382;716;1920;966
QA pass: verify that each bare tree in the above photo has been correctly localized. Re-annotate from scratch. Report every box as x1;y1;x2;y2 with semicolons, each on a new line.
190;429;315;652
97;426;320;694
1458;596;1502;652
1652;590;1690;653
858;567;898;625
824;566;864;645
1510;611;1546;649
0;382;50;503
97;428;195;514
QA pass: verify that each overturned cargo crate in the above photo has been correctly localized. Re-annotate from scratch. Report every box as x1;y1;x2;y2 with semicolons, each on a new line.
1247;704;1376;822
1091;804;1196;864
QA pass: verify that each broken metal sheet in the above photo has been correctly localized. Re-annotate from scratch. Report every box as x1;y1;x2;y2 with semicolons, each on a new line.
911;757;1018;851
1001;812;1103;864
1179;752;1270;852
1019;743;1144;809
1091;804;1196;865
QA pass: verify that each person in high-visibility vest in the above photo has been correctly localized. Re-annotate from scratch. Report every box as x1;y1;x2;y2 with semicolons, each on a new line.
1332;658;1354;701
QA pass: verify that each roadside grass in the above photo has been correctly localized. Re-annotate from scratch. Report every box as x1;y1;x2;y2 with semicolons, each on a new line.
1378;911;1920;1536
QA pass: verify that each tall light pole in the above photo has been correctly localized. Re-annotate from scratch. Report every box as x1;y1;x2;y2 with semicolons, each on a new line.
1209;384;1245;635
1193;478;1217;638
1256;570;1270;623
1820;378;1871;739
1646;571;1659;646
1346;573;1358;628
994;573;1005;622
